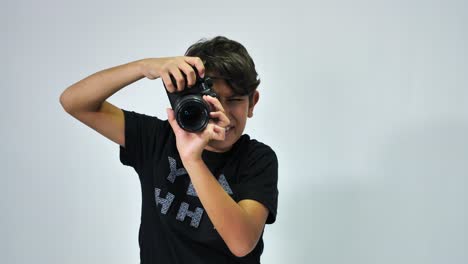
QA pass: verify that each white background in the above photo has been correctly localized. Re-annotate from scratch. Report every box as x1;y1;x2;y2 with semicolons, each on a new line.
2;0;467;263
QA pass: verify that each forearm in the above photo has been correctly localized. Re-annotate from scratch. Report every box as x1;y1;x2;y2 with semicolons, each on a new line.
60;59;145;113
182;158;260;257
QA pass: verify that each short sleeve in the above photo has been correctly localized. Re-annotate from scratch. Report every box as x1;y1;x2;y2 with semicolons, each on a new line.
119;109;165;172
236;142;279;224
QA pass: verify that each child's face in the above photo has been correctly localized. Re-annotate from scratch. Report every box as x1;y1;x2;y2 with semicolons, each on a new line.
205;79;259;152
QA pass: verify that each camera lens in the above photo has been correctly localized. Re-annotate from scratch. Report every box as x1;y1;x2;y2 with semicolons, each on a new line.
175;96;210;132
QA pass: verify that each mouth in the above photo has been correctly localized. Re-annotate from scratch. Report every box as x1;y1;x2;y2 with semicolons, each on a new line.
225;126;234;133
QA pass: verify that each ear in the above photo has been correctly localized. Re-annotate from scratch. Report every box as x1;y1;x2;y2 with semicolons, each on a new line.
248;90;260;118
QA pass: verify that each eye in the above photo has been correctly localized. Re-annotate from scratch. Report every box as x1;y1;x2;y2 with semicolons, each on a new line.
227;98;244;102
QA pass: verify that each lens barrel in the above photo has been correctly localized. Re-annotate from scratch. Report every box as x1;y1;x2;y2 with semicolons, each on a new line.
175;95;210;132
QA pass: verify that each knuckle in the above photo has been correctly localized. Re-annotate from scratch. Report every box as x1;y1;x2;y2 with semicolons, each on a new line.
161;65;169;72
167;84;175;91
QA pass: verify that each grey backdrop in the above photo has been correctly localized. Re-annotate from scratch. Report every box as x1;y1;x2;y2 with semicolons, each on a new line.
2;0;467;263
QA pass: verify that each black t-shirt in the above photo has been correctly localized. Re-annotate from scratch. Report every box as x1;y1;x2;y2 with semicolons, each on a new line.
119;109;278;264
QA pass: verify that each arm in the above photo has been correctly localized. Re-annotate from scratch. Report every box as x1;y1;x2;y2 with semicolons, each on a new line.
59;60;144;146
59;60;145;115
183;158;269;257
166;102;269;257
59;57;205;146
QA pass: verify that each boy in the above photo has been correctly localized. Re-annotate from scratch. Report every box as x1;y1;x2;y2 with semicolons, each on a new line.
60;36;278;263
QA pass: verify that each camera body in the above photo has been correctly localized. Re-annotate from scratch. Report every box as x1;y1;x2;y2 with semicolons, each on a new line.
164;71;217;132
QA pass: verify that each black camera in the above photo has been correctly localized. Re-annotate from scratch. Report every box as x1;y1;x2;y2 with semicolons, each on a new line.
164;70;217;132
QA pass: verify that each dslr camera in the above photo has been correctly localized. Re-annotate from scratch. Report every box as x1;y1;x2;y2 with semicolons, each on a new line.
164;69;217;132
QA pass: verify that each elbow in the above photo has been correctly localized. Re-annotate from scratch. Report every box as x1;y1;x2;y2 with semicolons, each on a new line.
228;239;257;258
59;92;69;112
232;249;251;258
59;91;74;113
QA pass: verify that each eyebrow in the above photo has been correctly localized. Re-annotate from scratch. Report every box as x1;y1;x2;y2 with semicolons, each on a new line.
226;94;245;99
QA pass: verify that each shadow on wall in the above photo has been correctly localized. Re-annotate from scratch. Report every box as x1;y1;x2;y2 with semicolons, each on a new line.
276;117;468;264
365;117;468;264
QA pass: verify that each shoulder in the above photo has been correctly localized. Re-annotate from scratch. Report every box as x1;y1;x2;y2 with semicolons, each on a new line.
121;109;175;152
122;109;172;134
236;135;278;165
122;109;166;125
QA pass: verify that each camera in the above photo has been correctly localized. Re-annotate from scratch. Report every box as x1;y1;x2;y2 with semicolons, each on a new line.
164;69;217;132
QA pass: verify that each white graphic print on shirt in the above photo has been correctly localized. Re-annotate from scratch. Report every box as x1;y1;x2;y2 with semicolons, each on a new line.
154;156;234;228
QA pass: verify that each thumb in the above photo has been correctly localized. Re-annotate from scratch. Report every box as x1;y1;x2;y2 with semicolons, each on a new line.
167;108;174;120
166;108;181;132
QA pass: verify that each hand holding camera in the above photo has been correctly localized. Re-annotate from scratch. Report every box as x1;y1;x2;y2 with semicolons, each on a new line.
164;69;230;160
139;56;205;92
140;56;219;132
164;66;217;132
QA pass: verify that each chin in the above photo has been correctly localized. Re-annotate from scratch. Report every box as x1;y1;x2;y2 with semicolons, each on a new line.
208;138;235;152
207;128;243;152
214;141;233;150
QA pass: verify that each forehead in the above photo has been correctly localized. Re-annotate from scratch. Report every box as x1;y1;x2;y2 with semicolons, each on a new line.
211;79;237;97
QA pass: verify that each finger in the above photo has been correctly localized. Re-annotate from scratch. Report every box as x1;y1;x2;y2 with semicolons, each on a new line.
184;56;205;78
210;124;226;141
178;62;197;87
169;66;185;92
161;72;176;93
203;95;225;113
209;111;230;127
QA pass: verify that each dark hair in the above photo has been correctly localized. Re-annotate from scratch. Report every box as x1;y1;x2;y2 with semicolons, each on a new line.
185;36;260;101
